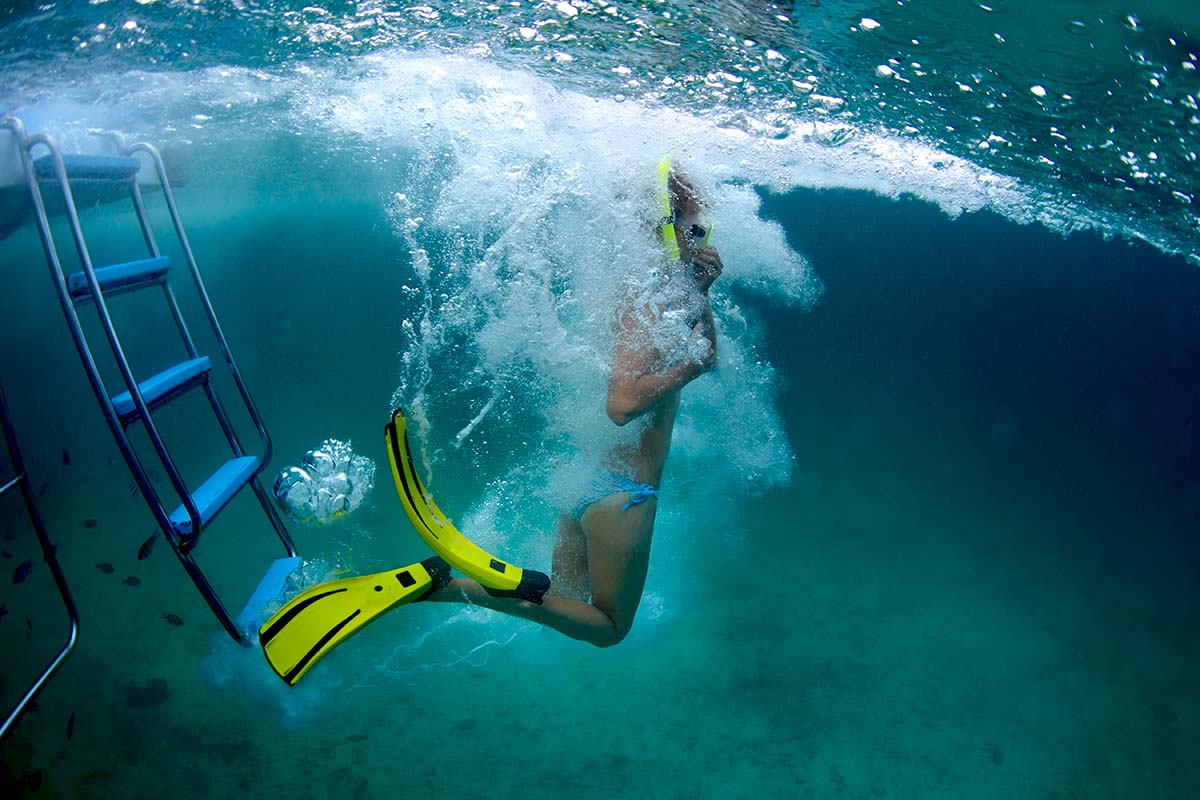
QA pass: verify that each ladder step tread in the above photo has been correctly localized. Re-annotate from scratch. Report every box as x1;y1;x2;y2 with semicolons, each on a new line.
111;356;211;420
68;256;170;300
169;456;260;537
236;556;304;633
34;154;141;182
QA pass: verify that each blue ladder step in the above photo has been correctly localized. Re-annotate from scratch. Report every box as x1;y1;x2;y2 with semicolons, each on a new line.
236;555;303;635
34;154;141;183
169;455;260;538
111;357;211;422
67;256;170;300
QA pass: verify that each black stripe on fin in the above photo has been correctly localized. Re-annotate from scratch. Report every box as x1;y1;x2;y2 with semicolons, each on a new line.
388;418;441;541
259;587;348;646
284;608;362;685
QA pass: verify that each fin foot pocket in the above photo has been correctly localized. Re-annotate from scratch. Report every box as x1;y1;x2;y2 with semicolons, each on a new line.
483;569;552;604
418;555;452;596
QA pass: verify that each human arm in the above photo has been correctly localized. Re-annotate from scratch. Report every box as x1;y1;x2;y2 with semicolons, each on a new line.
606;304;716;426
690;245;723;293
688;244;721;362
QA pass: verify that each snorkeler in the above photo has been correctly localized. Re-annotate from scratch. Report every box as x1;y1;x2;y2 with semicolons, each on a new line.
260;161;723;683
411;161;722;644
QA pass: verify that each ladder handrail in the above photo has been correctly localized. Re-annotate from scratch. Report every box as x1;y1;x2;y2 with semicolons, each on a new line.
126;141;274;470
119;155;251;464
0;377;80;743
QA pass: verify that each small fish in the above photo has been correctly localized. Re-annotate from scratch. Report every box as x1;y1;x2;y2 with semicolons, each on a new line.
38;482;48;497
137;530;159;561
82;518;98;530
3;530;14;540
148;468;163;483
66;711;76;740
2;550;11;559
127;480;138;498
62;448;71;466
107;455;113;467
162;613;184;627
95;562;115;574
13;558;33;584
26;616;32;638
0;604;6;621
121;575;141;586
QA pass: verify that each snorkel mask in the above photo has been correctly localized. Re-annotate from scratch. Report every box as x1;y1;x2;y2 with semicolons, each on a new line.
657;157;713;261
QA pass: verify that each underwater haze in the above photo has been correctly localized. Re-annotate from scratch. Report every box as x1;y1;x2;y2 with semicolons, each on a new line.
1;1;1199;798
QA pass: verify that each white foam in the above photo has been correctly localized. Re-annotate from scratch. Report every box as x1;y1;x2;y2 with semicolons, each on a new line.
275;54;833;620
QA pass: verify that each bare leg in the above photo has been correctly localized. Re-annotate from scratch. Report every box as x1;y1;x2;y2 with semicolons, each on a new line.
550;513;589;601
424;494;658;647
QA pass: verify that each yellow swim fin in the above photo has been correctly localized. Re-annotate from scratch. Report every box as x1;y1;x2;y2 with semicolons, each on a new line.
385;407;550;605
259;556;450;686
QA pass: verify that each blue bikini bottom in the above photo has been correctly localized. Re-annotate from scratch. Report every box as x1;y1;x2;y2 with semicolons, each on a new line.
571;468;659;520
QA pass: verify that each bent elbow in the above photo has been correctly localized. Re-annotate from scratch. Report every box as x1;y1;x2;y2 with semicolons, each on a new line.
606;388;639;426
606;399;633;426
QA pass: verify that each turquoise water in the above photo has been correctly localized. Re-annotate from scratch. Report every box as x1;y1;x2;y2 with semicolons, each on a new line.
2;2;1199;797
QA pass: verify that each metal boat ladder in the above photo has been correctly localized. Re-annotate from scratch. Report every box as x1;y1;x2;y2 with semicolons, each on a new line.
0;374;80;742
0;115;301;646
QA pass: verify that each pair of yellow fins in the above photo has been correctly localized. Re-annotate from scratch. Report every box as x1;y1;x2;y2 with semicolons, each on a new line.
259;408;550;686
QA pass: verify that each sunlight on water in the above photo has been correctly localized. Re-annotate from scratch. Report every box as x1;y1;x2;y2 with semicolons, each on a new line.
2;0;1197;259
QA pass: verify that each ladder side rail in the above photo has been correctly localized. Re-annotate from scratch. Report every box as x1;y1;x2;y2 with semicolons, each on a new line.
119;148;254;469
127;178;162;257
114;147;214;382
157;277;252;462
22;133;204;542
249;476;299;557
107;131;163;258
125;176;207;358
158;283;204;359
198;378;249;458
0;378;81;742
170;534;244;641
129;141;274;469
154;278;256;463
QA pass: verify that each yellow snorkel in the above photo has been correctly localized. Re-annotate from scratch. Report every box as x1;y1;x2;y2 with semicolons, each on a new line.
657;157;680;261
657;157;713;261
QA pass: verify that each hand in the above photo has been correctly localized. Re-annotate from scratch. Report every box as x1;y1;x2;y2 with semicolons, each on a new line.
687;322;717;373
690;246;723;293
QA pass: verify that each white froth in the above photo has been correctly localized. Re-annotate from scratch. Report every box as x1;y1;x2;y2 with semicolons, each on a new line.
296;54;843;561
300;54;1052;523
